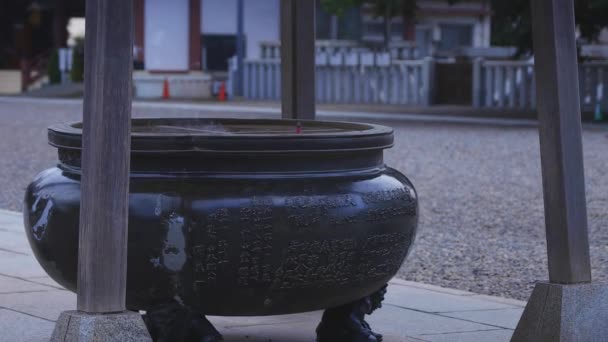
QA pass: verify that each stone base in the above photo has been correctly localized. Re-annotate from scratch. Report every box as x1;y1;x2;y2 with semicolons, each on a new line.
511;282;608;342
51;310;152;342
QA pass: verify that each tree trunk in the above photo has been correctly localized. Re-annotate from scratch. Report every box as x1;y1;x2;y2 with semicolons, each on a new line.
401;0;417;41
403;11;415;40
383;1;392;50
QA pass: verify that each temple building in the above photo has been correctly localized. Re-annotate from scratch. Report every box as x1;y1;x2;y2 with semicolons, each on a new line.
0;0;492;94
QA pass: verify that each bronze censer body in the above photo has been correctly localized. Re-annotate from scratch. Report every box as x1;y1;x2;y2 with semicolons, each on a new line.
24;118;418;341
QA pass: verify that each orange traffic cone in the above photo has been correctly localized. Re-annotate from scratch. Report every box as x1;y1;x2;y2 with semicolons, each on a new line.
162;78;170;100
218;82;226;102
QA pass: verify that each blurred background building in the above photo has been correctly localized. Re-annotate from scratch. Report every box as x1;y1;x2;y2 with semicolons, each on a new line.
1;0;607;117
1;0;493;91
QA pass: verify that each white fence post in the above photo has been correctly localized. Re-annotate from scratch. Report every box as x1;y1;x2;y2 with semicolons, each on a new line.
238;56;435;105
421;57;435;106
243;62;250;99
484;64;493;107
472;58;483;108
480;60;540;110
239;55;608;110
507;65;516;108
227;56;236;99
518;65;527;109
495;65;504;107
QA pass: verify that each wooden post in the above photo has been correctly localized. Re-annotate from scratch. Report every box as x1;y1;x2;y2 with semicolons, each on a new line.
502;2;608;340
189;0;202;70
280;0;316;120
530;0;591;284
77;0;134;313
236;0;245;96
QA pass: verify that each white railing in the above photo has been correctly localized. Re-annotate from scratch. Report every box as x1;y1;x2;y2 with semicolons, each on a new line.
472;59;536;109
231;57;434;105
260;40;418;61
260;40;359;59
579;62;608;112
473;58;608;112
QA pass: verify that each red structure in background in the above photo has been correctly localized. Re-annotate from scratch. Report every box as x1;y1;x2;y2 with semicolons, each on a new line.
1;0;82;67
0;0;83;90
218;82;226;101
162;78;170;100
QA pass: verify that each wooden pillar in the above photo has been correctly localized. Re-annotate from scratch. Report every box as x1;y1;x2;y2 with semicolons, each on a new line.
280;0;316;120
189;0;202;70
77;0;134;313
236;0;245;95
502;2;608;340
531;0;591;283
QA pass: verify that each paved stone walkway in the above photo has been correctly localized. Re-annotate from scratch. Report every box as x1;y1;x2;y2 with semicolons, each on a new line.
0;209;525;342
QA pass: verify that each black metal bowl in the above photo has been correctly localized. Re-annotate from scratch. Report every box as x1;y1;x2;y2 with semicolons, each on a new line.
24;118;418;316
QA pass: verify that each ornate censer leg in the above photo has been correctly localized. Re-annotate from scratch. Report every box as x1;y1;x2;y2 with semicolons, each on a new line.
143;302;223;342
316;284;388;342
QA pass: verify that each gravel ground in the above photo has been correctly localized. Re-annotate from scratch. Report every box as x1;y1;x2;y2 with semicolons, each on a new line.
1;98;607;301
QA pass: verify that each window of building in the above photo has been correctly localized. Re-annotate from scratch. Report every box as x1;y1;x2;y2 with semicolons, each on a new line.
337;7;362;40
416;26;433;57
202;34;241;71
439;23;473;50
316;0;362;40
316;0;333;39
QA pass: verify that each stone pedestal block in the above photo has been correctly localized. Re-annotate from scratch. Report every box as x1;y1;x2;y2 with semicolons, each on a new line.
51;310;152;342
512;282;608;342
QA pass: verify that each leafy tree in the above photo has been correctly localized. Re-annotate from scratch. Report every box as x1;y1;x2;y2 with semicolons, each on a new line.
322;0;608;57
70;37;85;82
576;0;608;42
320;0;362;16
321;0;416;48
489;0;529;53
492;0;608;57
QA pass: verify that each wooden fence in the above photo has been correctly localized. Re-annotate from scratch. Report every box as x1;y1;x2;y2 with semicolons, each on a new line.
473;58;608;112
231;57;434;105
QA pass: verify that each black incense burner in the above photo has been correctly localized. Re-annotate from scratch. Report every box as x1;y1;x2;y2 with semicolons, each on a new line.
24;118;418;341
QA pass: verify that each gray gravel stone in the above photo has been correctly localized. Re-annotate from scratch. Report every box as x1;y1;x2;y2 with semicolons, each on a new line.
1;99;607;301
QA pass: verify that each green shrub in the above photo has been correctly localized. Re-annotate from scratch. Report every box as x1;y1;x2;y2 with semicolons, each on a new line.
47;50;61;84
70;37;85;82
70;51;84;82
